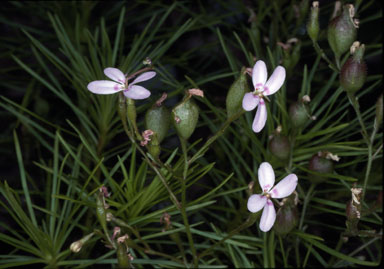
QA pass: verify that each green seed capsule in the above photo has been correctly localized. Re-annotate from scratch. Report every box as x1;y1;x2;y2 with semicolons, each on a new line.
226;67;249;118
273;203;299;235
145;105;171;143
289;101;308;128
308;153;334;183
269;134;290;160
172;94;199;140
307;1;320;42
327;4;358;59
340;43;367;94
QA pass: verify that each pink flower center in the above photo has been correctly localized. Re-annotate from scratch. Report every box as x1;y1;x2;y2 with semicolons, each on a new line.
253;84;266;98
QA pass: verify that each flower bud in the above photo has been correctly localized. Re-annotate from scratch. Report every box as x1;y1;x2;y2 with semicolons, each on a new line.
308;152;335;183
145;105;171;143
289;101;309;128
340;42;367;94
374;94;383;130
70;241;83;253
172;92;200;140
327;4;358;58
69;232;95;253
307;1;320;42
226;67;249;118
269;133;290;160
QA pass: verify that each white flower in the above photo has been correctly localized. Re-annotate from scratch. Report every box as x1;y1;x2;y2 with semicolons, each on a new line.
247;162;298;232
87;67;156;100
242;60;286;132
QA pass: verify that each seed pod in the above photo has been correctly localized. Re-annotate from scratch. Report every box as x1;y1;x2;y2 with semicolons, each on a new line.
289;101;308;128
269;134;290;160
145;105;171;143
307;1;320;42
96;192;107;227
172;93;199;140
226;67;249;118
340;43;367;94
126;98;137;125
327;4;358;58
273;204;299;235
308;152;334;183
116;242;130;269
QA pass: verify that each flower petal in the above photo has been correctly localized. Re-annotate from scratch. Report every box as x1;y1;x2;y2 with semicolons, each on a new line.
259;200;276;232
252;60;268;89
242;93;259;111
258;162;275;192
124;85;151;100
247;194;267;213
252;101;267;133
87;80;123;94
131;71;156;85
263;66;286;96
270;174;298;199
104;68;126;83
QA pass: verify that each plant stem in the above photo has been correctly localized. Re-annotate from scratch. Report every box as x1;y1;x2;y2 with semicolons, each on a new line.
286;129;297;172
327;235;344;266
299;183;316;230
197;213;257;260
189;110;245;165
313;42;339;72
118;98;181;209
295;183;316;267
347;93;373;203
180;138;197;267
126;66;153;80
268;231;275;268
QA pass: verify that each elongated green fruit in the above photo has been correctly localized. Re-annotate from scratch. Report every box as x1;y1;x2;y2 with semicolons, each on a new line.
172;94;199;140
340;43;367;94
226;67;248;118
328;4;358;58
145;105;171;143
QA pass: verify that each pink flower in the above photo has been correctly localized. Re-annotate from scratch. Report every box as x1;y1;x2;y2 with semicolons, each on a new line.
247;162;298;232
242;60;286;132
87;67;156;100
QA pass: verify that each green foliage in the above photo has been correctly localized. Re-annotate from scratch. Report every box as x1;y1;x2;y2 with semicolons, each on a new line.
0;1;382;268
